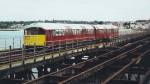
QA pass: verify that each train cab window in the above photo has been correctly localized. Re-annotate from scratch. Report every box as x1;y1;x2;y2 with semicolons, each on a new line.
25;27;45;35
76;29;81;35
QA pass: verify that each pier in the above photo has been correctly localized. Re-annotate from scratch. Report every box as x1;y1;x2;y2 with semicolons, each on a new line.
0;29;150;84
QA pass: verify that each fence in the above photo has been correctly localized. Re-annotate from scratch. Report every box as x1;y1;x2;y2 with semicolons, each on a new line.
0;37;23;51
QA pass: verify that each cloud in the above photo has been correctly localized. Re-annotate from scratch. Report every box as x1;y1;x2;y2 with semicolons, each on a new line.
0;0;149;21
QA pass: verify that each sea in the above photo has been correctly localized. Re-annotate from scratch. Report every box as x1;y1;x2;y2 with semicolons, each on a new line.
0;30;24;50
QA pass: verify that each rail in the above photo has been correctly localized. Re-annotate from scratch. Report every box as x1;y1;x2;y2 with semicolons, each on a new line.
23;35;150;84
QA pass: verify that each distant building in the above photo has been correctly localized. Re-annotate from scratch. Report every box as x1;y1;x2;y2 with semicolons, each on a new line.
10;24;24;30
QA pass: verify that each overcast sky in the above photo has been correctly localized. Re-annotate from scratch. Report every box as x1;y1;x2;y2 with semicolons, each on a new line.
0;0;149;21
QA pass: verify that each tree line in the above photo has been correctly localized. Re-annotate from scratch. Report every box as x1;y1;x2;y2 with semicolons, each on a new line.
0;20;105;29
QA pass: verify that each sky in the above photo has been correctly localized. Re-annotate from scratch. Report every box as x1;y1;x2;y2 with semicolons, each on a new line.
0;0;150;21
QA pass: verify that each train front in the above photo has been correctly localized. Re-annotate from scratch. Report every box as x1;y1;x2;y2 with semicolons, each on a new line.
24;27;46;47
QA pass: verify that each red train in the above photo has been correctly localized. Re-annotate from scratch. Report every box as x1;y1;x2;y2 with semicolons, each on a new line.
24;23;118;47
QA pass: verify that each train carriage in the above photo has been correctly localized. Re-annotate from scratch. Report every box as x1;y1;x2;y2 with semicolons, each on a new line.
24;23;118;47
94;24;119;42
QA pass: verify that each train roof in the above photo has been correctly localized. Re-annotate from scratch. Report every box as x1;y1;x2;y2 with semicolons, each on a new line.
94;25;118;29
24;23;118;30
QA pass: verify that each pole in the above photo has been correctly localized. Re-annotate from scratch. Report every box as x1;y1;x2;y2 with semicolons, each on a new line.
13;38;14;49
77;39;79;53
51;42;54;61
59;40;61;57
43;42;46;60
20;37;22;48
5;39;6;50
9;46;12;69
72;40;74;54
34;43;36;62
65;40;67;53
22;45;25;65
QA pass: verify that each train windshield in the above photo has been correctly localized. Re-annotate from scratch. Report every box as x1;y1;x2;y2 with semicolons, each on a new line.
24;27;45;35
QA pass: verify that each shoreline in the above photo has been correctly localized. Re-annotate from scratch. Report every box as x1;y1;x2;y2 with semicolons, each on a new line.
0;29;20;31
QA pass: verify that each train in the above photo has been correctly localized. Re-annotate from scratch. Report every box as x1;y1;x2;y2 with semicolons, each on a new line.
23;23;119;47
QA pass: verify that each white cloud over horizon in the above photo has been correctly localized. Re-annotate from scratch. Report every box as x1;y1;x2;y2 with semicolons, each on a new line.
0;0;150;21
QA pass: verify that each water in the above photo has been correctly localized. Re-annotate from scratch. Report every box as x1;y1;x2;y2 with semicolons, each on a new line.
0;30;24;50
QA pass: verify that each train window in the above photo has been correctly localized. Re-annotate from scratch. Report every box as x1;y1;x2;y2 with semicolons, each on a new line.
45;30;51;35
81;29;88;34
25;27;45;35
65;28;73;35
104;29;107;33
64;26;73;35
107;29;110;33
99;29;104;33
52;29;64;36
51;30;55;36
112;29;114;33
73;29;76;35
81;26;88;34
38;28;45;34
88;29;93;34
76;29;80;35
72;29;77;35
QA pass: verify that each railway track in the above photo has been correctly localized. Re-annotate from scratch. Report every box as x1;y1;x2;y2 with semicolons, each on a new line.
101;49;150;84
75;48;150;84
23;36;150;84
0;40;98;64
0;39;119;79
0;33;149;84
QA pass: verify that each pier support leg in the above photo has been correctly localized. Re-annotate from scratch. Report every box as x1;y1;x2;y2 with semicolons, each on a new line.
37;66;43;77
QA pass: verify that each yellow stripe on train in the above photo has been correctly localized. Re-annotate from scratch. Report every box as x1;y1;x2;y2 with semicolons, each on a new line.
24;35;46;46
